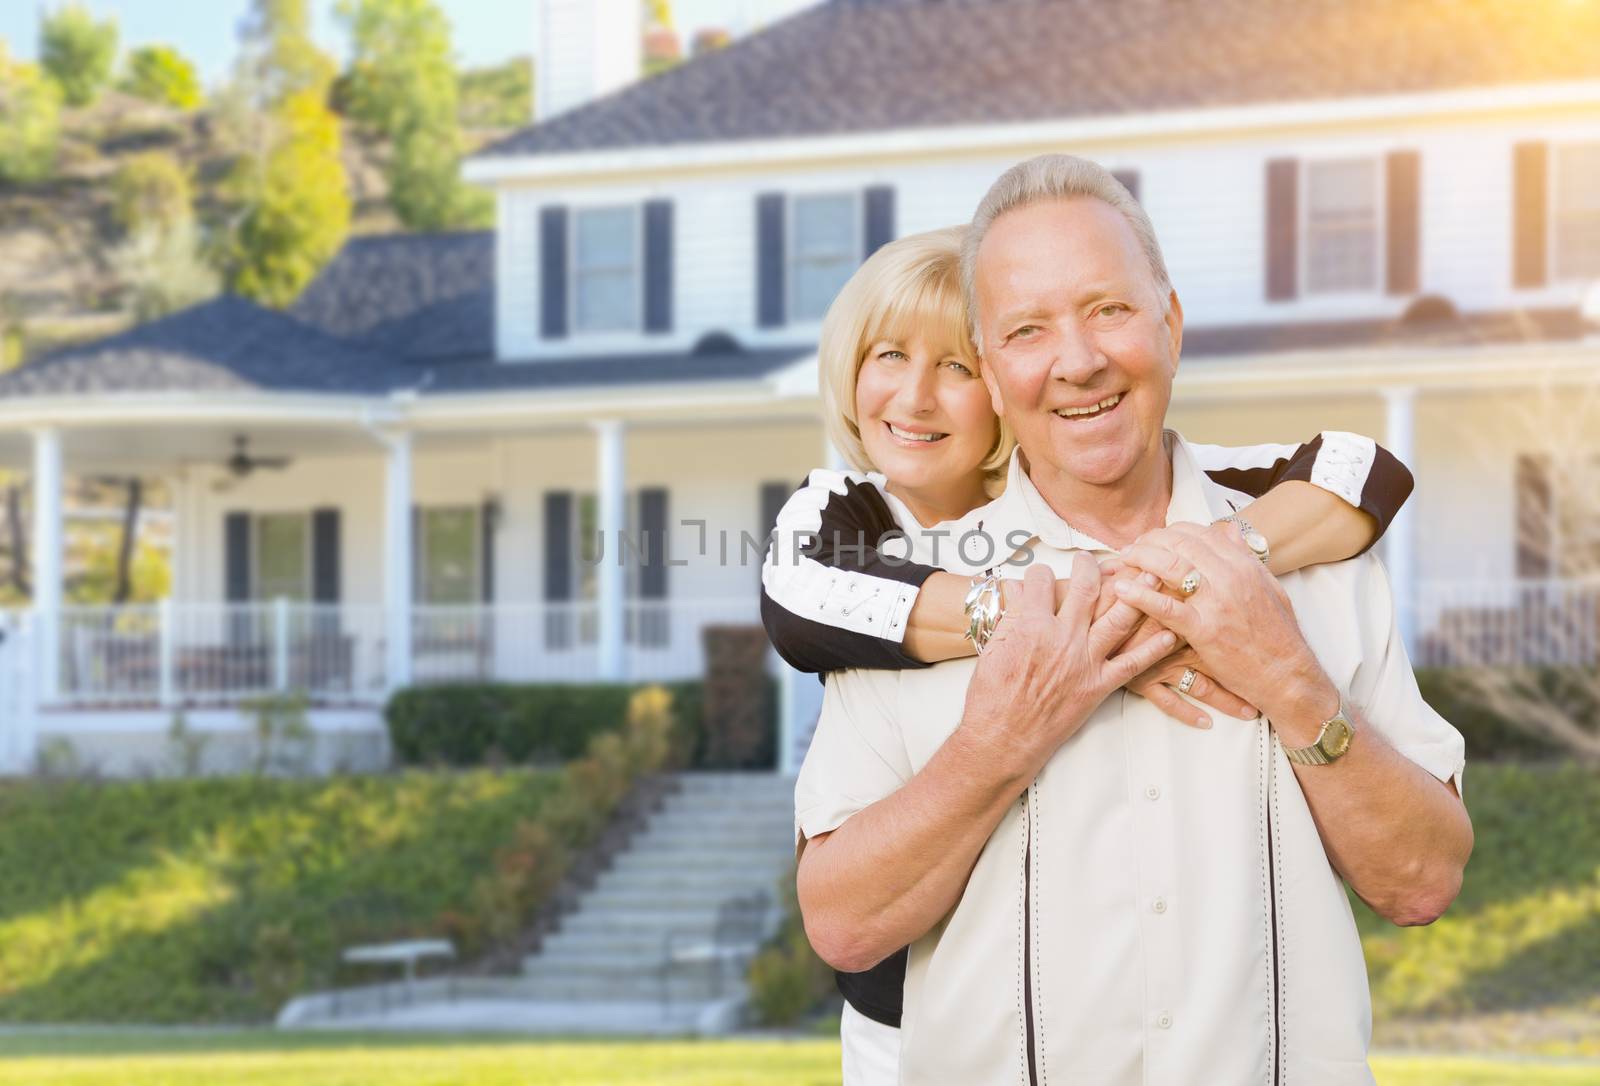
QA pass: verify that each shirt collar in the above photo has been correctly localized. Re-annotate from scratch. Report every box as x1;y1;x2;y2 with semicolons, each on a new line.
974;430;1235;559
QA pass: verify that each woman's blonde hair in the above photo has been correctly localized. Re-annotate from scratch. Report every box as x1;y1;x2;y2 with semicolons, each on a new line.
817;225;1014;495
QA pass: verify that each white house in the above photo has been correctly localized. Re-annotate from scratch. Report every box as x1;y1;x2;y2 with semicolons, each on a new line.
1;0;1597;776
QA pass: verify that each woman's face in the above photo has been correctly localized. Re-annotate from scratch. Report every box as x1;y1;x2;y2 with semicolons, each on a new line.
854;329;997;517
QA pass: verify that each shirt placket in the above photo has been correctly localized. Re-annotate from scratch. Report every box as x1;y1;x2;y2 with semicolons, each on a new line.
1120;686;1183;1083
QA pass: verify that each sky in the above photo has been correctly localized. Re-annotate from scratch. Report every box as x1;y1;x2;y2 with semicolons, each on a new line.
0;0;821;86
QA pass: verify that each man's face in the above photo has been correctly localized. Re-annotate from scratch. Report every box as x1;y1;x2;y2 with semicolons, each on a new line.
974;196;1183;487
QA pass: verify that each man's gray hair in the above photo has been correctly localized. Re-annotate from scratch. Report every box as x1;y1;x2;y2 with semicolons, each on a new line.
960;154;1173;350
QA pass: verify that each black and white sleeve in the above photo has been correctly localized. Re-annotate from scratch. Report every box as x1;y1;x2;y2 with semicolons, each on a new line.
1188;430;1413;551
760;469;943;675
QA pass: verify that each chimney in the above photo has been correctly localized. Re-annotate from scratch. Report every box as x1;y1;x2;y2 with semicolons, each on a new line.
536;0;642;122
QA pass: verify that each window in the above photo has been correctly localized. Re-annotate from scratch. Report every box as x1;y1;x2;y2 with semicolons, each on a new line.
571;493;643;601
1303;157;1380;294
254;513;309;600
791;193;859;321
418;506;479;605
1553;143;1600;282
573;206;639;333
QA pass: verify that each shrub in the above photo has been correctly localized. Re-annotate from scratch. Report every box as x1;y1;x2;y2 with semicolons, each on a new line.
1414;667;1570;761
383;679;754;769
110;152;193;237
747;869;835;1025
122;44;202;109
39;3;118;108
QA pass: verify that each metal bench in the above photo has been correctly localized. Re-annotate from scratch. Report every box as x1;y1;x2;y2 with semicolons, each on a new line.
658;889;774;1016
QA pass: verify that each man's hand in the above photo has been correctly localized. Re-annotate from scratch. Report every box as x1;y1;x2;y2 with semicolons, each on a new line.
1096;555;1259;729
962;554;1178;784
1113;524;1337;738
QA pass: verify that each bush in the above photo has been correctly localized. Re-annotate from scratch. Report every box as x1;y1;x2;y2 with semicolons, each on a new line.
384;679;766;769
39;3;119;108
0;43;62;184
121;44;202;109
1414;667;1571;761
110;152;193;237
747;869;835;1025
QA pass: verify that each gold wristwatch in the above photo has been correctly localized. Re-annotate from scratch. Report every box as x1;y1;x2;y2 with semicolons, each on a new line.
1281;702;1356;766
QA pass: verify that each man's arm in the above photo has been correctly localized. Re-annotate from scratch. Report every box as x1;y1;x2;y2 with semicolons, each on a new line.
797;557;1178;972
1116;525;1472;927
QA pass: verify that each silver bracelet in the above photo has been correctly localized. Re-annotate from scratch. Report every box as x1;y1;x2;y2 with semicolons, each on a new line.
962;568;1006;655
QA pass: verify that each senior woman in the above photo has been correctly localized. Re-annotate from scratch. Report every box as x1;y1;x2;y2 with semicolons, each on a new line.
759;223;1414;1085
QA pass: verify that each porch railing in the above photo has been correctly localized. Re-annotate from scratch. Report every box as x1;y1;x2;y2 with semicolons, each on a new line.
45;596;765;708
1414;578;1600;668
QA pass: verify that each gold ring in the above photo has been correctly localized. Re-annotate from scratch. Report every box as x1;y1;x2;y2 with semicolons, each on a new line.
1180;570;1202;596
1177;667;1198;695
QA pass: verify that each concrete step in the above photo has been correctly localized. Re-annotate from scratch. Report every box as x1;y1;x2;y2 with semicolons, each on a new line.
579;887;778;913
626;831;793;854
645;808;796;830
540;929;712;959
525;946;730;975
607;850;795;874
508;973;748;1004
592;866;789;895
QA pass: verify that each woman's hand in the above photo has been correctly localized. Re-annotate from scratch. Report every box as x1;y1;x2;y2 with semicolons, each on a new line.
1126;644;1258;729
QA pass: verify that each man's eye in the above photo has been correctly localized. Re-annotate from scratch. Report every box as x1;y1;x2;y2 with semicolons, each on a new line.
1008;325;1039;341
1095;304;1128;318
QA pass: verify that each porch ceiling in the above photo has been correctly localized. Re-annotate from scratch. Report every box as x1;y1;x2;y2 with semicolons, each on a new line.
0;419;383;474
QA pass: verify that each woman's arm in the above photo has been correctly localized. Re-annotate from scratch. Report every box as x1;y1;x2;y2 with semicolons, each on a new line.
1191;430;1413;570
761;469;942;673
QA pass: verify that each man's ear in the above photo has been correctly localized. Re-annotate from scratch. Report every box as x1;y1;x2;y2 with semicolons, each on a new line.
1163;289;1185;375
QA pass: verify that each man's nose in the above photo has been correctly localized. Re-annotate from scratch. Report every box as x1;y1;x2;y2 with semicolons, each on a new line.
1049;324;1109;386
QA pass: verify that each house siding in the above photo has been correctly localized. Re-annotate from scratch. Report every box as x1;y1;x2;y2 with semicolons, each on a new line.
490;111;1600;362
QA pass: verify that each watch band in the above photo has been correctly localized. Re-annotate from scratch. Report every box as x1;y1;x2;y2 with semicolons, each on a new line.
1220;513;1271;565
1281;702;1356;766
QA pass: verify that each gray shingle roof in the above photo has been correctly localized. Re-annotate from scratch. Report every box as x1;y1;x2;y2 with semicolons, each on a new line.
475;0;1600;160
289;231;494;361
0;296;396;398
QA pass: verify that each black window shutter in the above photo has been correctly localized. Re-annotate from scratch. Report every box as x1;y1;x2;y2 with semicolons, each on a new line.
1264;158;1299;302
480;500;496;603
643;199;673;334
543;491;573;601
638;487;668;599
756;193;786;328
311;507;340;603
224;512;251;601
1516;454;1553;578
1513;142;1548;289
1111;169;1141;204
1385;151;1421;296
539;204;569;339
863;185;896;258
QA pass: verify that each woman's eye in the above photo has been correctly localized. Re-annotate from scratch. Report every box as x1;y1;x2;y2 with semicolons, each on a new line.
943;360;974;376
878;349;907;361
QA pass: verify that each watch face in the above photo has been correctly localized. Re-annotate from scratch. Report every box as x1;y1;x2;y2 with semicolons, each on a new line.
1322;716;1353;758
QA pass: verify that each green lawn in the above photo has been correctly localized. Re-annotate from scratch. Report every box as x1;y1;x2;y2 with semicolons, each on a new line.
0;1033;1595;1086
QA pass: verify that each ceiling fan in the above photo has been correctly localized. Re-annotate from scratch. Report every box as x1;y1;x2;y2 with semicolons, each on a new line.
210;435;292;492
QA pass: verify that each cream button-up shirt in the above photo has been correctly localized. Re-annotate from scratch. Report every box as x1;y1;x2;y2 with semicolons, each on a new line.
796;433;1466;1086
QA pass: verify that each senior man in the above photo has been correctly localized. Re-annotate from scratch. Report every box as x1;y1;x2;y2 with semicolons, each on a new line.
794;155;1472;1086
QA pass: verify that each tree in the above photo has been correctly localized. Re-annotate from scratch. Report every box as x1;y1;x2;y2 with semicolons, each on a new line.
0;42;62;184
110;219;220;320
337;0;489;230
458;56;532;129
39;3;119;107
223;89;351;307
217;0;350;307
121;44;203;109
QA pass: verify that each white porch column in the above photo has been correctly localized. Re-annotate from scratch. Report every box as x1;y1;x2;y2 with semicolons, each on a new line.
1383;386;1418;655
31;427;62;705
594;419;627;681
382;431;413;690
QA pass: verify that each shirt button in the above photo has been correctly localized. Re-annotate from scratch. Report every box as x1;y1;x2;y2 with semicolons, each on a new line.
1145;785;1160;801
1152;896;1167;914
1157;1012;1172;1029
